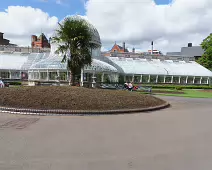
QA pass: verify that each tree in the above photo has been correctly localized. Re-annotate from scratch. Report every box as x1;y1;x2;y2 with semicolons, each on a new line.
197;33;212;70
52;16;100;85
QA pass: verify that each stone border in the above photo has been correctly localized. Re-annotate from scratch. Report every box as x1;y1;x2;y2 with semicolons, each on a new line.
0;102;170;116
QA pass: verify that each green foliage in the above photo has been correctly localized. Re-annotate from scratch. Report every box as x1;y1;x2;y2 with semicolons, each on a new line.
142;85;212;89
175;86;183;90
4;82;22;86
52;16;100;85
197;33;212;70
105;77;111;84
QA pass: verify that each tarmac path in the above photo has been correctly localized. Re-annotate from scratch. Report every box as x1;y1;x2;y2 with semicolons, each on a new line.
0;96;212;170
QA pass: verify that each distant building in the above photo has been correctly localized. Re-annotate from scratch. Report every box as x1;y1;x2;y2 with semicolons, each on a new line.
167;43;204;60
31;33;50;48
103;42;164;58
0;32;16;46
111;42;129;53
147;49;162;55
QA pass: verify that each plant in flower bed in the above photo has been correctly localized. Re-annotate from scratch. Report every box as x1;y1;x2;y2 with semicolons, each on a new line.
0;86;166;111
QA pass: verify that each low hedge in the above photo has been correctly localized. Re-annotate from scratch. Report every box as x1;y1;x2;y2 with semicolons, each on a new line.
102;82;212;89
141;85;212;89
4;82;22;86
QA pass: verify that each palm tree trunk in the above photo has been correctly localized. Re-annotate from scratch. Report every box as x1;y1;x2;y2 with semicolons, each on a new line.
71;72;75;86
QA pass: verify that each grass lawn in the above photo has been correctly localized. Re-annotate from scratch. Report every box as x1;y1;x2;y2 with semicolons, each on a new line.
156;89;212;98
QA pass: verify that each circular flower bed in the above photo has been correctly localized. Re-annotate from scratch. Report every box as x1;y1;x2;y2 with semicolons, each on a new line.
0;86;166;111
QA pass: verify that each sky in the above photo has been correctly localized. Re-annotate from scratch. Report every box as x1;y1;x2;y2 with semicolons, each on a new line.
0;0;211;53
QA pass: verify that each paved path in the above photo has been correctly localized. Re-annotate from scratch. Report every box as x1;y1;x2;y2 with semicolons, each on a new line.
0;96;212;170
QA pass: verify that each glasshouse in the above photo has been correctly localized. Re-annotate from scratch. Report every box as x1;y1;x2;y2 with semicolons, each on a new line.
0;16;212;86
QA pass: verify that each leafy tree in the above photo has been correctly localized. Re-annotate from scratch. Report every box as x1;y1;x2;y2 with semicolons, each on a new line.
197;33;212;70
52;16;100;85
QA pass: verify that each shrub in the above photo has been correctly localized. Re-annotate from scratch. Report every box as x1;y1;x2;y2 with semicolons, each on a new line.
175;86;183;90
5;82;22;86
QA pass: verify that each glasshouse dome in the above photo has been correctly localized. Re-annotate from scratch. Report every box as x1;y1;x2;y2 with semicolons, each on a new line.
0;16;211;86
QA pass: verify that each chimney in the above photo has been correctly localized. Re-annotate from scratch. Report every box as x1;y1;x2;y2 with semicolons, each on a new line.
188;43;192;47
123;42;125;51
31;35;37;42
132;47;135;53
0;32;3;39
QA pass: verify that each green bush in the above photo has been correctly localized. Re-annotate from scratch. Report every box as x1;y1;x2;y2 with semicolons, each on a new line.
175;86;183;90
101;82;212;89
6;82;22;86
136;84;212;89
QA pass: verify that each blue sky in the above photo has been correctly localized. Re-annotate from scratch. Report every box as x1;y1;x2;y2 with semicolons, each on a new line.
0;0;171;19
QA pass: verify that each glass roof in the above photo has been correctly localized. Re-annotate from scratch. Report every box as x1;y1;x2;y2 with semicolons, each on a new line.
108;57;212;77
30;56;67;70
0;52;211;77
30;55;118;73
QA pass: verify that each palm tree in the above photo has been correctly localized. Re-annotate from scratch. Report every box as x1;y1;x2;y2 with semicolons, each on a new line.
52;16;100;86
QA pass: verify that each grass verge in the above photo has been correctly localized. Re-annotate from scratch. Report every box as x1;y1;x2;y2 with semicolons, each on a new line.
155;89;212;98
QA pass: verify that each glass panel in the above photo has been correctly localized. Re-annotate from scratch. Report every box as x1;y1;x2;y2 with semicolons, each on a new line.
40;72;47;80
165;76;172;83
134;75;140;83
84;73;89;81
104;74;111;83
28;72;33;79
0;72;10;79
187;76;193;84
173;76;179;83
59;72;67;81
180;77;186;84
118;75;125;84
34;72;39;79
142;75;149;83
96;73;102;82
158;76;164;83
194;77;201;84
49;72;57;80
202;77;208;84
126;76;132;82
11;71;20;79
150;75;157;83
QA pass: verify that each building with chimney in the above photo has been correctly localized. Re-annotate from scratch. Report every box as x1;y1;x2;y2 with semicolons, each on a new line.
0;32;16;46
110;42;129;53
31;33;50;48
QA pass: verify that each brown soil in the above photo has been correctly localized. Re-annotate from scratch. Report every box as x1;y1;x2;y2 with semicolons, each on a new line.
201;90;212;93
0;86;165;110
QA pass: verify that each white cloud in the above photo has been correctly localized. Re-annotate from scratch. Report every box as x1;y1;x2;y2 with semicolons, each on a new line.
85;0;212;53
1;1;212;54
0;6;58;46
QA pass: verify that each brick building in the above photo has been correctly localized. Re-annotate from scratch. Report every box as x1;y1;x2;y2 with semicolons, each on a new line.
111;42;129;53
31;33;50;48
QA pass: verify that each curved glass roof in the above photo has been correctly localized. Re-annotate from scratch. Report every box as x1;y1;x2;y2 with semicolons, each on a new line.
30;56;67;70
30;55;118;73
0;52;211;77
53;15;101;46
108;57;212;77
84;59;117;73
